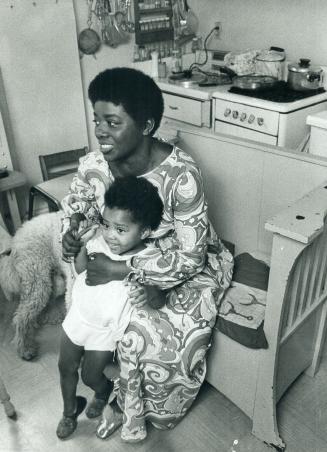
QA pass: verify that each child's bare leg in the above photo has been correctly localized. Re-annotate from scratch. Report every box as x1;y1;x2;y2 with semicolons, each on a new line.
56;329;87;439
81;350;114;418
58;329;84;416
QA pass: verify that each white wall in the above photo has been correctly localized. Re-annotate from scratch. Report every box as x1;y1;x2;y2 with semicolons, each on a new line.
0;0;88;187
192;0;327;66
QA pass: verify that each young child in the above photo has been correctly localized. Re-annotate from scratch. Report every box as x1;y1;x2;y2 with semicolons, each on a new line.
56;176;164;440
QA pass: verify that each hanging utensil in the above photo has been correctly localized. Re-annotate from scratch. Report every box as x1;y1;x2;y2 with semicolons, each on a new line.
125;0;135;33
112;11;130;43
177;0;187;35
183;0;198;35
78;0;101;57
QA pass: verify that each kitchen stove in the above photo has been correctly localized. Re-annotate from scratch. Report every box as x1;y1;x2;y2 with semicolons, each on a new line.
212;82;327;148
229;81;325;103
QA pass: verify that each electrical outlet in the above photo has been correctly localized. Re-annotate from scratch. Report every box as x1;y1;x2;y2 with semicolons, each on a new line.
214;21;222;38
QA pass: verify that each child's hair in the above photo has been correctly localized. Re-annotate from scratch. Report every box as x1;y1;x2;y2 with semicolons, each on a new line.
104;176;163;231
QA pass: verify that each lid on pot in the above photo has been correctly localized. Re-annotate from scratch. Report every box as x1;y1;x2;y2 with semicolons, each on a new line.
256;48;285;62
288;58;322;73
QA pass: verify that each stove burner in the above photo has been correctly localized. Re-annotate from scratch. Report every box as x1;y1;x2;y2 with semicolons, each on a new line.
229;81;325;103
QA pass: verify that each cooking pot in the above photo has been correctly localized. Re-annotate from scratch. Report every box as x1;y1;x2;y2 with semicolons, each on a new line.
287;59;323;92
255;47;285;80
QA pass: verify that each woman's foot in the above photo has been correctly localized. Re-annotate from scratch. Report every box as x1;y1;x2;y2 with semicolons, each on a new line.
56;396;87;440
95;403;123;440
85;397;107;419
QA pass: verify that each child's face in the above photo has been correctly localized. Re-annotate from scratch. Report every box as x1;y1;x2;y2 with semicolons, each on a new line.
100;206;144;255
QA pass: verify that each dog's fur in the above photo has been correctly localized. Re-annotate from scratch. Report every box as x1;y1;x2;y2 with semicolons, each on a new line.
0;212;73;360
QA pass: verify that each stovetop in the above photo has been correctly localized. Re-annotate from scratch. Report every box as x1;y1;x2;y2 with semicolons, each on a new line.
229;81;326;103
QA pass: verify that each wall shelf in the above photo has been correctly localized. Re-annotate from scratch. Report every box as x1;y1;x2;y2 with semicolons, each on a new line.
134;0;174;45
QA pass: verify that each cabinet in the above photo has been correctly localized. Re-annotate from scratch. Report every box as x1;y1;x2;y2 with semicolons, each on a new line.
160;92;211;128
134;0;174;45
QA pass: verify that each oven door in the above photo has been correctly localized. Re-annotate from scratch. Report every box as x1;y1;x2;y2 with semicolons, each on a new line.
214;121;277;145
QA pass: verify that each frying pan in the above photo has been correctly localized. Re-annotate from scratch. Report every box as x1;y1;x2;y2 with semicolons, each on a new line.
233;75;278;90
220;67;278;91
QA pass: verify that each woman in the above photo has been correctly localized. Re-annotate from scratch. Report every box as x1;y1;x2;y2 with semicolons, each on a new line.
61;67;233;443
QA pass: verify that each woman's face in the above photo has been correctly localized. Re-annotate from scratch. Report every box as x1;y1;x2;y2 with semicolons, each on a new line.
93;101;144;163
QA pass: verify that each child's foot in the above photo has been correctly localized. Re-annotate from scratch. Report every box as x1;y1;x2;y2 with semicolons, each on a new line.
56;396;87;440
85;397;107;419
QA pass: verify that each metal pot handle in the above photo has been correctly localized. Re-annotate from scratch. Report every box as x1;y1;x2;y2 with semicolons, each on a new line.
307;72;321;82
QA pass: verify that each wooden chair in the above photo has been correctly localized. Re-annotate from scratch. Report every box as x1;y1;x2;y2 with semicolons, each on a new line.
28;147;88;219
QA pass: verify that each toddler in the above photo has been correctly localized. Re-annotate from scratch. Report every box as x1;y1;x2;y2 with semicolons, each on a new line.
56;176;164;439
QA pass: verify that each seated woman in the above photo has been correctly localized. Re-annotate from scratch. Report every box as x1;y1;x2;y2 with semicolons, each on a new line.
61;67;234;443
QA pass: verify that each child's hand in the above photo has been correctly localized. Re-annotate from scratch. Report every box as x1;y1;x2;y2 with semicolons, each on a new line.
70;213;86;232
76;224;99;243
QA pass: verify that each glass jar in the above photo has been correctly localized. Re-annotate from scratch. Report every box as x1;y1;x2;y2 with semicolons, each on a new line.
171;49;182;73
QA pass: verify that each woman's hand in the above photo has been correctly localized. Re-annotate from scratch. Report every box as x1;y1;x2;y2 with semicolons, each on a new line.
127;283;148;307
62;213;86;260
86;252;128;286
128;283;166;309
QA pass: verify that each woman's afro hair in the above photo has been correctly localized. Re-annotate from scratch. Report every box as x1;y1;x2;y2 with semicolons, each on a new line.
88;67;164;135
104;176;163;231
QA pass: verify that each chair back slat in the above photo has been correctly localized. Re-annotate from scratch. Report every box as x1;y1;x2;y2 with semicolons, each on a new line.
39;147;88;181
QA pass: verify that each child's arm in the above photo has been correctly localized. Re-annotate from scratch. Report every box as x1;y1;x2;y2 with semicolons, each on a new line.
73;225;98;274
74;245;88;274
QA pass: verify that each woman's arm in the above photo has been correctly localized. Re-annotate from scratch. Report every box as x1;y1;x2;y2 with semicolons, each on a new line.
61;152;111;235
85;253;129;285
128;167;209;290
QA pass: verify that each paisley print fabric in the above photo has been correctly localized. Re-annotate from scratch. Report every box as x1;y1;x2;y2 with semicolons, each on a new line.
61;146;234;441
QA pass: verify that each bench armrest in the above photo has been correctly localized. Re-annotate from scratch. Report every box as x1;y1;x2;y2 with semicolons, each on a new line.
265;181;327;244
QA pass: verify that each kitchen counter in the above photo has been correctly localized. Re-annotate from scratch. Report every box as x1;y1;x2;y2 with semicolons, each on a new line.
156;76;327;113
155;76;228;101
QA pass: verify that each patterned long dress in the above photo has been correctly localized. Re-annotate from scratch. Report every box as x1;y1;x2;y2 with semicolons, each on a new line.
61;146;234;442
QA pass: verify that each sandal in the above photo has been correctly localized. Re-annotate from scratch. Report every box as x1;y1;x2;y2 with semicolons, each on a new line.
85;397;107;419
56;396;87;440
95;403;123;440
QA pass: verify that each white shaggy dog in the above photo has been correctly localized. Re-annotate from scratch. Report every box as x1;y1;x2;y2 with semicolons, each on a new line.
0;212;73;360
